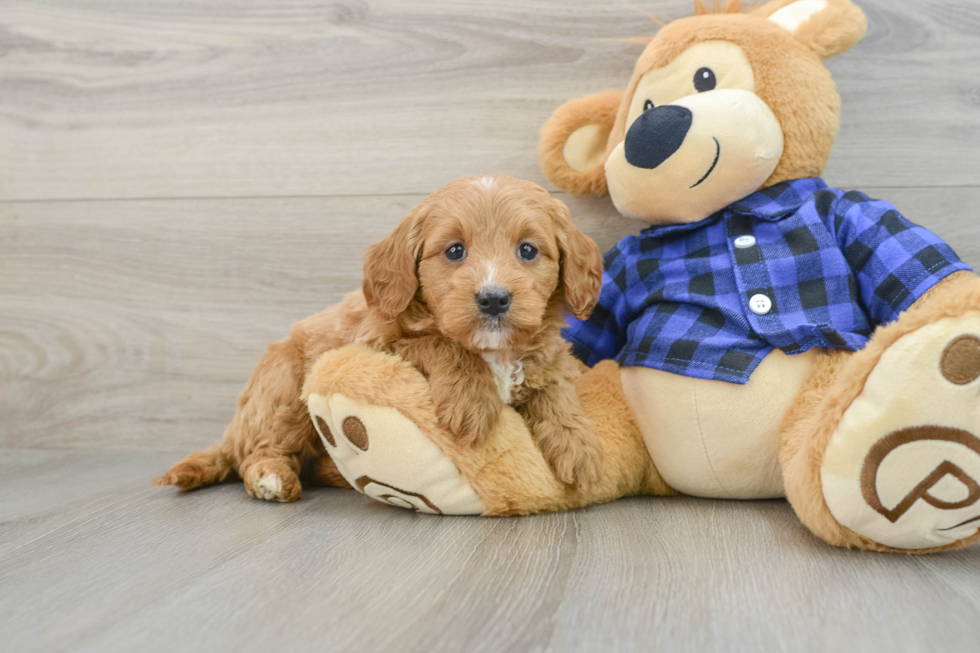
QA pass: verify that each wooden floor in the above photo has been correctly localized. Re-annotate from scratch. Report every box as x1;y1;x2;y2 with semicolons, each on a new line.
2;0;979;651
4;451;980;653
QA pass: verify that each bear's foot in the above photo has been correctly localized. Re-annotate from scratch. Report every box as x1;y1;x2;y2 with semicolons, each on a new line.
308;394;485;515
305;347;485;515
821;314;980;550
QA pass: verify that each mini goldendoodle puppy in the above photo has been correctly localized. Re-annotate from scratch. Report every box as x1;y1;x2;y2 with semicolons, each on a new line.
155;175;605;501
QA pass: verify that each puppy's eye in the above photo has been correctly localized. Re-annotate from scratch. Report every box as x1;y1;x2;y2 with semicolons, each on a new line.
643;99;654;111
518;243;538;261
694;67;716;92
445;243;466;262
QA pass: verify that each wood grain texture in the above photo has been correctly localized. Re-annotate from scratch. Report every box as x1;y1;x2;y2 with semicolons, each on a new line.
1;449;978;653
2;2;980;650
1;0;979;201
2;187;976;451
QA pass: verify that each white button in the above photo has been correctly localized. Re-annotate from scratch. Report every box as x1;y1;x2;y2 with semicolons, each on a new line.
734;235;757;249
749;294;772;315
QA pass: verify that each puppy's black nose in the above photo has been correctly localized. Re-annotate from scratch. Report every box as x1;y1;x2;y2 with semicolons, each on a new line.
624;105;693;169
476;287;511;316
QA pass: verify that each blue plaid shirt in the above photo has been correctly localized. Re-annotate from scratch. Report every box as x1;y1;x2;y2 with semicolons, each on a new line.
564;178;970;384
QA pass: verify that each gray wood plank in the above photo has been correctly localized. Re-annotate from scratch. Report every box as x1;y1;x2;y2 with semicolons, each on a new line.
1;0;978;201
3;3;980;651
0;449;978;653
0;449;189;554
2;187;977;451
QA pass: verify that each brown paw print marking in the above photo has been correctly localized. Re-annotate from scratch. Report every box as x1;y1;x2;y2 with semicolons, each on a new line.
941;335;980;385
314;416;336;447
355;475;442;514
861;426;980;523
343;416;369;451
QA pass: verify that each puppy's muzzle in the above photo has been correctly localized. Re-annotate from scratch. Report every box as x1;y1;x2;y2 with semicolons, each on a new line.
624;105;693;169
476;287;511;316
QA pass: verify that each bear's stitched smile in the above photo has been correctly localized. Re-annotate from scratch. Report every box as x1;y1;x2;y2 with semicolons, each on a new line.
690;137;721;189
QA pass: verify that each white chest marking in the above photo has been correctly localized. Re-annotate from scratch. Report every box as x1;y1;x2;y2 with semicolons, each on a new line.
482;353;525;405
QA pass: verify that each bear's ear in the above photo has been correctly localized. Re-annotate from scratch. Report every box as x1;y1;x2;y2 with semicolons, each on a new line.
538;89;623;195
752;0;867;59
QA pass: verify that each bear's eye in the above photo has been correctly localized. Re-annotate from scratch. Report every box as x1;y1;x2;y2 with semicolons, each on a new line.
518;243;538;261
643;99;654;111
694;67;716;92
445;243;466;262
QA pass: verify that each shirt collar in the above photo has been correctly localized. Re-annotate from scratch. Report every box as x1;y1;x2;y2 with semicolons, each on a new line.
640;178;828;238
727;177;828;219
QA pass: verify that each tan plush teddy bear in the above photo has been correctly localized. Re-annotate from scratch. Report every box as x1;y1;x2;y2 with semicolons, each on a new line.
303;0;980;554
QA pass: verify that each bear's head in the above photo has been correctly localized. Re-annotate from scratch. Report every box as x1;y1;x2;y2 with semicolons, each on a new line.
539;0;867;225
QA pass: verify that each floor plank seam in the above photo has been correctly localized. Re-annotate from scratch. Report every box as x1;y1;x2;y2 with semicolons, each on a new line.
3;185;980;206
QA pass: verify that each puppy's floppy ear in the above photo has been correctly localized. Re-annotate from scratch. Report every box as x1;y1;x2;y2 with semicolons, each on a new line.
549;198;603;320
538;89;623;196
362;207;426;322
752;0;867;60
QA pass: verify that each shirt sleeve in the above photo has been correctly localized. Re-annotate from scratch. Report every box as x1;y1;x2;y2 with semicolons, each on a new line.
825;190;971;325
562;241;633;366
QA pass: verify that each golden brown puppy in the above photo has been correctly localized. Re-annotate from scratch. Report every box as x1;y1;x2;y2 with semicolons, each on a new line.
155;175;605;501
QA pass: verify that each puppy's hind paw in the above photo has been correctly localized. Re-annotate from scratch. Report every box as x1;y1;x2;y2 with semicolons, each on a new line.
253;474;284;501
243;460;302;503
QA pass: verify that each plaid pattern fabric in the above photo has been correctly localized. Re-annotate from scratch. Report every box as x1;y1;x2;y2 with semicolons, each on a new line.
564;178;971;384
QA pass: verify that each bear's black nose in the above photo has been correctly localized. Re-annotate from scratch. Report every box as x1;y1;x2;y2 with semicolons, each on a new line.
624;105;693;170
476;287;512;316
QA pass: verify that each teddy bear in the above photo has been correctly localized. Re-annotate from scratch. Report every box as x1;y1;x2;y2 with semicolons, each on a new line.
303;0;980;554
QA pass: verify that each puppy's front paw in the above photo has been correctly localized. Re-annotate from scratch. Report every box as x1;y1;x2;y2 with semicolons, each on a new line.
243;459;301;502
434;392;500;446
534;421;604;490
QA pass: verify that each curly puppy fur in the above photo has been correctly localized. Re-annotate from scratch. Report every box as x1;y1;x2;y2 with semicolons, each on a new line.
155;175;604;501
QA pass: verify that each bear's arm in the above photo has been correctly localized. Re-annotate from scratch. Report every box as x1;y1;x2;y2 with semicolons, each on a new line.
822;190;972;325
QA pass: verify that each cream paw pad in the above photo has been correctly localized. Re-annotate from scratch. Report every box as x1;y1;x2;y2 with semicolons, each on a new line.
822;315;980;549
307;392;484;516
